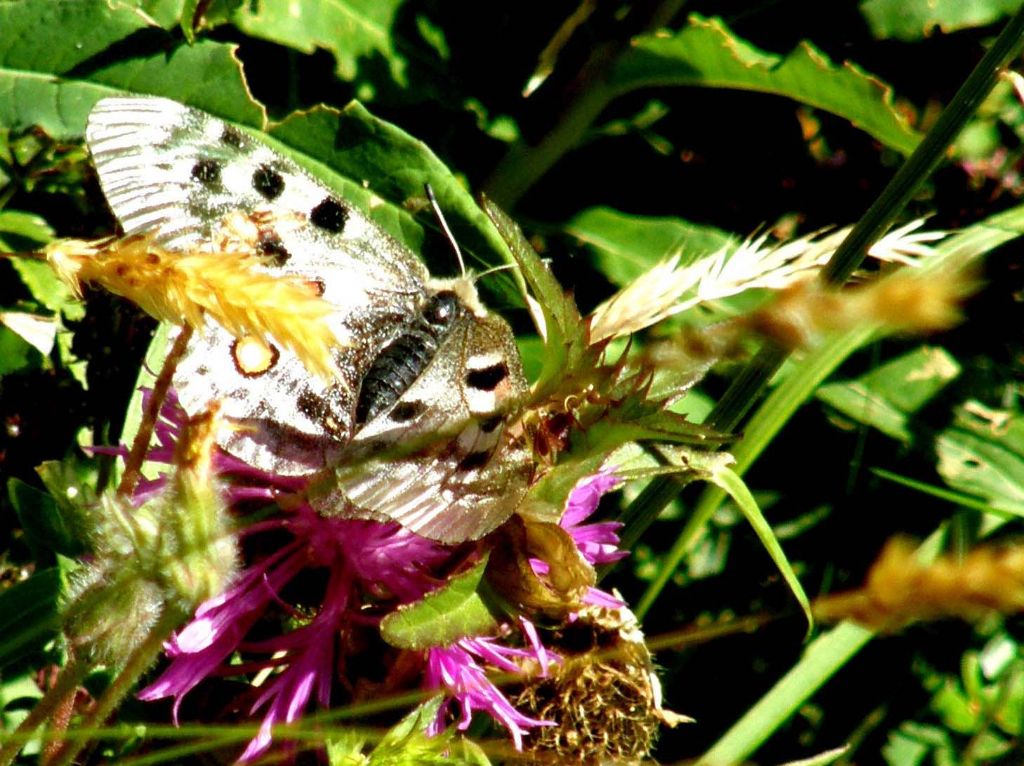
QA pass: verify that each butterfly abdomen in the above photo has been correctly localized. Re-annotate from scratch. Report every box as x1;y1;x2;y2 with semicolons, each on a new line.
355;291;462;426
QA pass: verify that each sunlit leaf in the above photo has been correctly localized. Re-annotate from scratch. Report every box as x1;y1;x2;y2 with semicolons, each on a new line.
612;15;921;154
380;559;498;650
861;0;1024;40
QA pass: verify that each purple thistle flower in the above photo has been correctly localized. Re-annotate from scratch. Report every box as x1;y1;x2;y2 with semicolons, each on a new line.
561;470;629;566
424;629;556;750
128;395;637;759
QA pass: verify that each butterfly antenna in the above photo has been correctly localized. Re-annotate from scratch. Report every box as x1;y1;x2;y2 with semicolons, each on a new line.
424;183;467;277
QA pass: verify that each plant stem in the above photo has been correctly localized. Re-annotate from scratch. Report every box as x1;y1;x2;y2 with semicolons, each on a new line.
0;660;88;766
44;607;187;766
482;0;684;207
117;327;192;498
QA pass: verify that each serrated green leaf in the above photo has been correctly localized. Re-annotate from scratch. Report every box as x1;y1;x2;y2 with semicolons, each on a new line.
481;196;589;391
861;0;1024;41
565;206;738;287
0;324;40;374
611;15;921;154
380;559;498;650
8;478;87;557
0;0;262;139
816;346;961;444
231;0;411;88
0;567;62;669
936;402;1024;515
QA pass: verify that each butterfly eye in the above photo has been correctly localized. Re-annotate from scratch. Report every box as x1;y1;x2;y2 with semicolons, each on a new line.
423;291;459;326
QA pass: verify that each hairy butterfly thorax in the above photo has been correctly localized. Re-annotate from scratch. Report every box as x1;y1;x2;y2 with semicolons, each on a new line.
86;96;530;543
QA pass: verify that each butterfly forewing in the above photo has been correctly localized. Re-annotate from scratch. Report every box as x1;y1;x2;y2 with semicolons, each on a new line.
86;95;529;540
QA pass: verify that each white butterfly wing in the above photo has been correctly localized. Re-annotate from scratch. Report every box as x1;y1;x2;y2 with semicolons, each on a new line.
86;96;432;472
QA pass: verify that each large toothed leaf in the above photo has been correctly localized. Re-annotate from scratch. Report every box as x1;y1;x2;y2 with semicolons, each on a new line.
0;0;263;138
380;559;499;650
937;402;1024;516
0;1;515;303
230;0;418;89
861;0;1024;41
611;15;921;154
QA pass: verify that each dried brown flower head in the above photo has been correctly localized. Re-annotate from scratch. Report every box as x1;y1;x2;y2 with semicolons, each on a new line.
510;603;690;764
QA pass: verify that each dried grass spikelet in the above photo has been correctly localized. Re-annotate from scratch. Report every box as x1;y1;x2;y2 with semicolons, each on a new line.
814;537;1024;631
510;602;690;764
47;234;344;380
646;266;973;374
588;219;944;343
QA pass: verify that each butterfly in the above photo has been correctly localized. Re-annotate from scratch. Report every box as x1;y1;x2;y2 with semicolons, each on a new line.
85;96;531;543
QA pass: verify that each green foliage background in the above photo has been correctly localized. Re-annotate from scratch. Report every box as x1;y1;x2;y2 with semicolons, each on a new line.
3;1;1024;764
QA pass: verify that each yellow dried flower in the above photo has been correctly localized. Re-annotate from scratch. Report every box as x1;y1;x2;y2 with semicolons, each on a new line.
815;537;1024;631
47;235;345;380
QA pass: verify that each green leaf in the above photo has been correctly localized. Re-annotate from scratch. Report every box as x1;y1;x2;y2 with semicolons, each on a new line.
936;402;1024;515
564;206;738;287
9;258;82;320
0;0;263;139
611;15;921;154
816;346;961;444
0;324;40;375
380;559;498;650
481;196;589;392
861;0;1024;41
0;567;63;669
0;209;54;245
706;465;812;636
8;478;87;557
230;0;415;90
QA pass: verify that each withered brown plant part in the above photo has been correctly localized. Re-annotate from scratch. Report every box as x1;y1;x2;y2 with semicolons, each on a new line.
47;234;343;380
510;604;690;764
815;537;1024;631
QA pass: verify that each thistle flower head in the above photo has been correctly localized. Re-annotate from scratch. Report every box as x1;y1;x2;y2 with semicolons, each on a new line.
63;406;238;664
510;602;690;764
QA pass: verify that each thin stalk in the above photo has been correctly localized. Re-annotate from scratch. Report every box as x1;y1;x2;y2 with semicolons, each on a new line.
0;660;88;766
626;8;1024;616
44;607;188;766
117;326;191;497
482;0;685;207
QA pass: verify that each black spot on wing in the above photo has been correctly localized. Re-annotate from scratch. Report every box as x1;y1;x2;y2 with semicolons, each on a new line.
309;197;348;233
252;164;285;201
390;400;426;423
257;231;291;267
191;158;222;187
479;414;504;433
466;362;509;391
221;126;246;149
297;389;328;421
297;388;345;436
457;449;492;472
